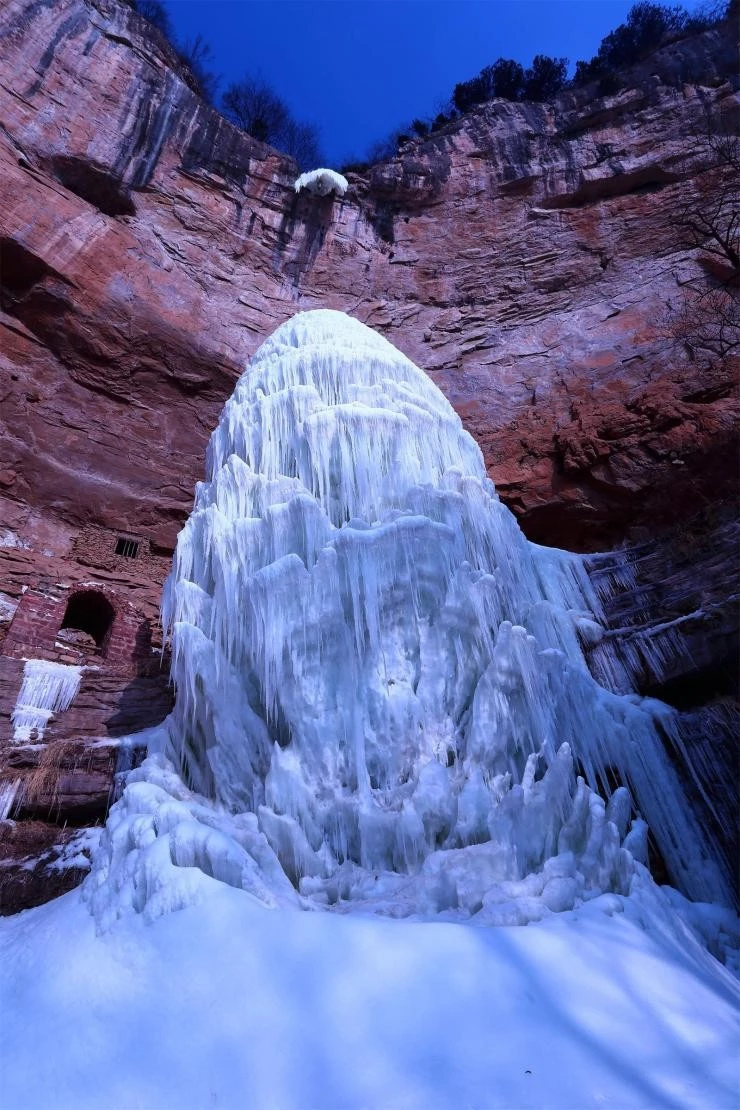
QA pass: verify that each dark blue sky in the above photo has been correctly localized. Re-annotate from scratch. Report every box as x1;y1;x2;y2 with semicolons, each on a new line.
165;0;707;165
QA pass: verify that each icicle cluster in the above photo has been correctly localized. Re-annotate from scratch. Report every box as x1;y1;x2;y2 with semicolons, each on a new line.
11;660;83;743
87;311;731;925
0;778;20;821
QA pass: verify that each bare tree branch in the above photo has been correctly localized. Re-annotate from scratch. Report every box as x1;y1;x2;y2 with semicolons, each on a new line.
667;101;740;361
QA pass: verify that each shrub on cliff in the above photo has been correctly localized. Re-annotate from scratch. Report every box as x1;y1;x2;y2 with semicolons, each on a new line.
453;54;567;111
523;55;569;100
572;1;728;87
177;35;219;103
127;1;219;103
131;0;171;36
450;2;729;116
453;59;525;110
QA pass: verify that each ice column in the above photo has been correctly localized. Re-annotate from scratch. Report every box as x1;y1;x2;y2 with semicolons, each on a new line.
0;778;20;820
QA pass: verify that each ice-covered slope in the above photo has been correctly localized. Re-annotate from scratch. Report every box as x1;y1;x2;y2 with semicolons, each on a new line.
86;311;730;927
1;877;738;1110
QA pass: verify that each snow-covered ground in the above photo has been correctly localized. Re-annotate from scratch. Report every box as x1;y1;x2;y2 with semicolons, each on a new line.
1;877;737;1110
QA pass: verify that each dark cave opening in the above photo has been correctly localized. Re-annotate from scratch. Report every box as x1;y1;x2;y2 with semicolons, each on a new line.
60;590;116;650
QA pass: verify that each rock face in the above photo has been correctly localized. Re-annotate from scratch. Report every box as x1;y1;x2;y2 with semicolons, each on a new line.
0;0;736;909
0;533;172;912
1;0;737;553
584;510;738;892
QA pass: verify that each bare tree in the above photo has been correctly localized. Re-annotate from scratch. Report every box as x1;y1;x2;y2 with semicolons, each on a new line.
222;78;289;143
178;35;220;104
680;141;739;277
222;77;321;169
670;104;739;361
671;285;739;360
280;119;322;171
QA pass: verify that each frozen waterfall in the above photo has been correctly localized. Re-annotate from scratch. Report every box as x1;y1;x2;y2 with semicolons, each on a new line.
86;310;731;926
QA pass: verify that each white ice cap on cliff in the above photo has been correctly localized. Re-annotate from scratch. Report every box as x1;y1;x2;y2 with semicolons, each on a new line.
294;168;348;196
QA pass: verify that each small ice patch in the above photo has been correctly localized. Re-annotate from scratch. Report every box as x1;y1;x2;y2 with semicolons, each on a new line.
0;592;19;624
0;529;29;549
0;778;21;820
11;659;83;742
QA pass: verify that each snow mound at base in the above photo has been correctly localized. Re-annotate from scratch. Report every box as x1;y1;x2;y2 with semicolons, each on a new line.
6;877;740;1110
85;742;639;929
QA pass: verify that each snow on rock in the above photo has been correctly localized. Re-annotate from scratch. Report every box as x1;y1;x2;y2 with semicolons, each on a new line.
0;591;20;625
0;528;30;549
87;310;732;928
11;659;83;742
294;168;348;196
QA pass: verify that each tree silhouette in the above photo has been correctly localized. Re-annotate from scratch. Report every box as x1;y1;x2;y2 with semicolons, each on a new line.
177;35;219;103
222;77;321;169
523;55;568;101
133;0;172;36
669;106;739;361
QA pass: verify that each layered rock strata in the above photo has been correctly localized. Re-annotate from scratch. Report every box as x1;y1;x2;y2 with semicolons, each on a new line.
0;0;737;552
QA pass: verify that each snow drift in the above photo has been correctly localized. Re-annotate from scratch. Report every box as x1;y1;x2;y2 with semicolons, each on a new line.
4;875;739;1110
86;310;731;927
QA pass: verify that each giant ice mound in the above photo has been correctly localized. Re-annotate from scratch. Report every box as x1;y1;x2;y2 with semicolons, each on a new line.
86;310;731;926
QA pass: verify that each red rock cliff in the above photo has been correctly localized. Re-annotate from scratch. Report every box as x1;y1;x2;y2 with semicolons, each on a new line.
1;0;737;557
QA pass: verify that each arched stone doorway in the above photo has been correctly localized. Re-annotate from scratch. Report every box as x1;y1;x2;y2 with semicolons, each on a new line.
59;590;115;652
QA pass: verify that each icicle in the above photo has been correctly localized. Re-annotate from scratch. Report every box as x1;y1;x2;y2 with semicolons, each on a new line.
0;778;21;820
11;660;83;743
